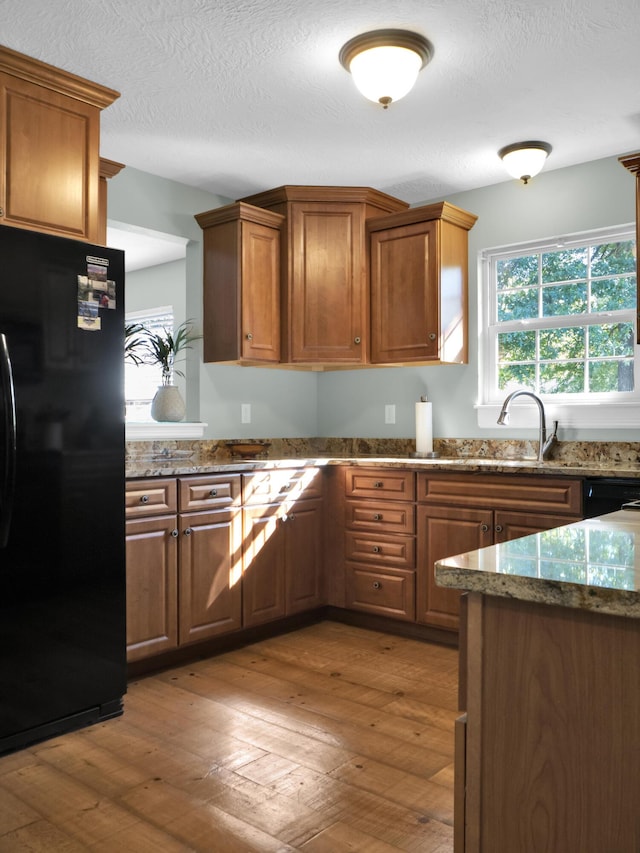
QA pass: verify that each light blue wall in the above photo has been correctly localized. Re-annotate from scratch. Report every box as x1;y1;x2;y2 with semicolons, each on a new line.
111;157;637;441
109;167;318;437
317;155;638;442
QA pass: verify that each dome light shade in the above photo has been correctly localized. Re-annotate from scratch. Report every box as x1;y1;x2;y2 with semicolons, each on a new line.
498;141;552;184
339;29;433;108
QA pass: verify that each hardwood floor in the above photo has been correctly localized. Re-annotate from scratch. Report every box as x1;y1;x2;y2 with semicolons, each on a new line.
0;621;458;852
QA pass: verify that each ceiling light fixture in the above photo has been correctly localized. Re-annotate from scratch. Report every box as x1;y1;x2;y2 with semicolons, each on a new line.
498;141;552;184
339;29;433;109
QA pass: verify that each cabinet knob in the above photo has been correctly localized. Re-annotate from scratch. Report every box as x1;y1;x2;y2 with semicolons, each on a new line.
245;333;253;341
481;523;489;532
372;581;381;590
184;527;192;536
373;513;382;521
171;529;179;538
428;332;437;341
372;545;381;553
495;524;503;533
209;488;218;497
140;494;149;504
354;336;361;344
373;481;383;488
0;208;4;217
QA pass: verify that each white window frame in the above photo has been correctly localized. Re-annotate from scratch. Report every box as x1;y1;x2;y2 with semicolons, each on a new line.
477;224;639;430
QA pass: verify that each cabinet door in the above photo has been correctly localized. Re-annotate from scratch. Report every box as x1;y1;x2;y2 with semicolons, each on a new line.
417;505;493;630
241;218;281;361
285;498;324;614
242;504;286;627
179;508;243;644
370;219;440;363
0;72;101;241
125;515;178;662
494;510;578;543
288;202;366;363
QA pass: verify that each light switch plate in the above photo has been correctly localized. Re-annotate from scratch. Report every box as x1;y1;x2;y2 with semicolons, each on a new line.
241;403;251;424
385;404;396;424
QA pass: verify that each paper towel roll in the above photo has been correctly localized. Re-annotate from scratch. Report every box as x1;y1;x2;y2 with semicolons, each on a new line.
415;401;433;454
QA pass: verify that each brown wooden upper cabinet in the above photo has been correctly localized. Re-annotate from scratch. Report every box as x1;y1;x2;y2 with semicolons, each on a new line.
196;185;477;369
0;46;119;243
368;202;477;364
619;152;640;343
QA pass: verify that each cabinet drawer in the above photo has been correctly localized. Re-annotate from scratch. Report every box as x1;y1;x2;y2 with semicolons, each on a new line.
179;474;241;512
346;499;415;535
243;468;323;504
345;468;415;501
345;563;415;621
345;530;415;569
126;478;177;518
417;472;583;516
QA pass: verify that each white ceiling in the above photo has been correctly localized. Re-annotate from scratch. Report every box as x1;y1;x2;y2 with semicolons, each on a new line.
4;1;640;215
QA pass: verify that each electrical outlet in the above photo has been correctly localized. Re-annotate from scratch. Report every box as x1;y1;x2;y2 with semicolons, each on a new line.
385;404;396;424
241;403;251;424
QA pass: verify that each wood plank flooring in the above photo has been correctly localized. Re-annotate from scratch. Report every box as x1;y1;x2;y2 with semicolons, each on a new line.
0;621;458;852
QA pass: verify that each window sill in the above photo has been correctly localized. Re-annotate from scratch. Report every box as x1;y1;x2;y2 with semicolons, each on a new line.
126;422;208;441
477;402;640;430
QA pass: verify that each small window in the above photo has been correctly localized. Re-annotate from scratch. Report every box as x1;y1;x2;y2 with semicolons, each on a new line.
125;306;173;422
480;225;637;424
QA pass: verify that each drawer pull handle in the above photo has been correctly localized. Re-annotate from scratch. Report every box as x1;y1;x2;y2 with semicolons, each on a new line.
209;489;218;497
373;513;382;521
372;581;381;590
373;481;383;488
184;527;192;536
171;529;179;538
495;524;503;533
280;483;291;492
481;523;489;533
372;545;381;553
140;494;149;504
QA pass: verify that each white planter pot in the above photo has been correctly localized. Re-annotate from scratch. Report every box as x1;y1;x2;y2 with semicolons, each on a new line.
150;385;186;422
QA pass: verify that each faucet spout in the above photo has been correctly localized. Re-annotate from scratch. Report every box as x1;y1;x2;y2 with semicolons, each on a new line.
497;390;558;462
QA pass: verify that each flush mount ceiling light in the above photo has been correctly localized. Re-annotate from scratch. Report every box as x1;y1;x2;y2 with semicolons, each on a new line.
498;141;552;184
339;29;433;109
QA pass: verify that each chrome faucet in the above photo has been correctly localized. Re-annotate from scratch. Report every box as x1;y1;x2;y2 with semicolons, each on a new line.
497;390;558;462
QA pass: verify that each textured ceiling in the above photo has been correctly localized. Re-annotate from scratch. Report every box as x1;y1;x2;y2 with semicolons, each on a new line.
3;0;640;206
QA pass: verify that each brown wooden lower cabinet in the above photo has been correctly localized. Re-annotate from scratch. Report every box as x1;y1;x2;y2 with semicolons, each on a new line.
459;592;640;852
243;498;324;627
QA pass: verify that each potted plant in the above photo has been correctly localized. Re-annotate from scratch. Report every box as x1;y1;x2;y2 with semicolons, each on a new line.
139;320;202;422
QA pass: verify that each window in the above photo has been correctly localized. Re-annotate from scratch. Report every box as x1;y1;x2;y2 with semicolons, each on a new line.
478;225;638;429
125;305;173;422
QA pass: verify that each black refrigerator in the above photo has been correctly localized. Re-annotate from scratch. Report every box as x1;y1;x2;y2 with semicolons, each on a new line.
0;224;127;755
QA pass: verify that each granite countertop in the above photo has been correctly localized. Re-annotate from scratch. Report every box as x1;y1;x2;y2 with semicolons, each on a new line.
435;508;640;619
125;454;640;480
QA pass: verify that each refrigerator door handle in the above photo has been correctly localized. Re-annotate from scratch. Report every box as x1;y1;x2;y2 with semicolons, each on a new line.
0;333;17;548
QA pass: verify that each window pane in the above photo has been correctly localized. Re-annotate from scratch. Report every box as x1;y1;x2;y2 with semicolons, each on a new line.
588;530;634;565
588;323;635;358
589;360;634;392
542;282;587;316
497;287;538;321
541;247;587;283
590;241;636;276
540;327;584;360
590;276;636;312
498;330;536;362
498;363;536;390
540;362;584;393
497;255;538;290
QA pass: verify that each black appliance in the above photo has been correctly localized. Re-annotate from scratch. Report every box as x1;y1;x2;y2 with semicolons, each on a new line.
583;477;640;517
0;224;126;755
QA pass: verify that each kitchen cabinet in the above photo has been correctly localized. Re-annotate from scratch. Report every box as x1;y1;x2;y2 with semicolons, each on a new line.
416;472;583;631
343;468;417;621
125;478;178;662
239;185;408;365
125;474;242;662
619;151;640;342
0;46;119;243
242;469;324;627
368;202;477;364
195;202;285;364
